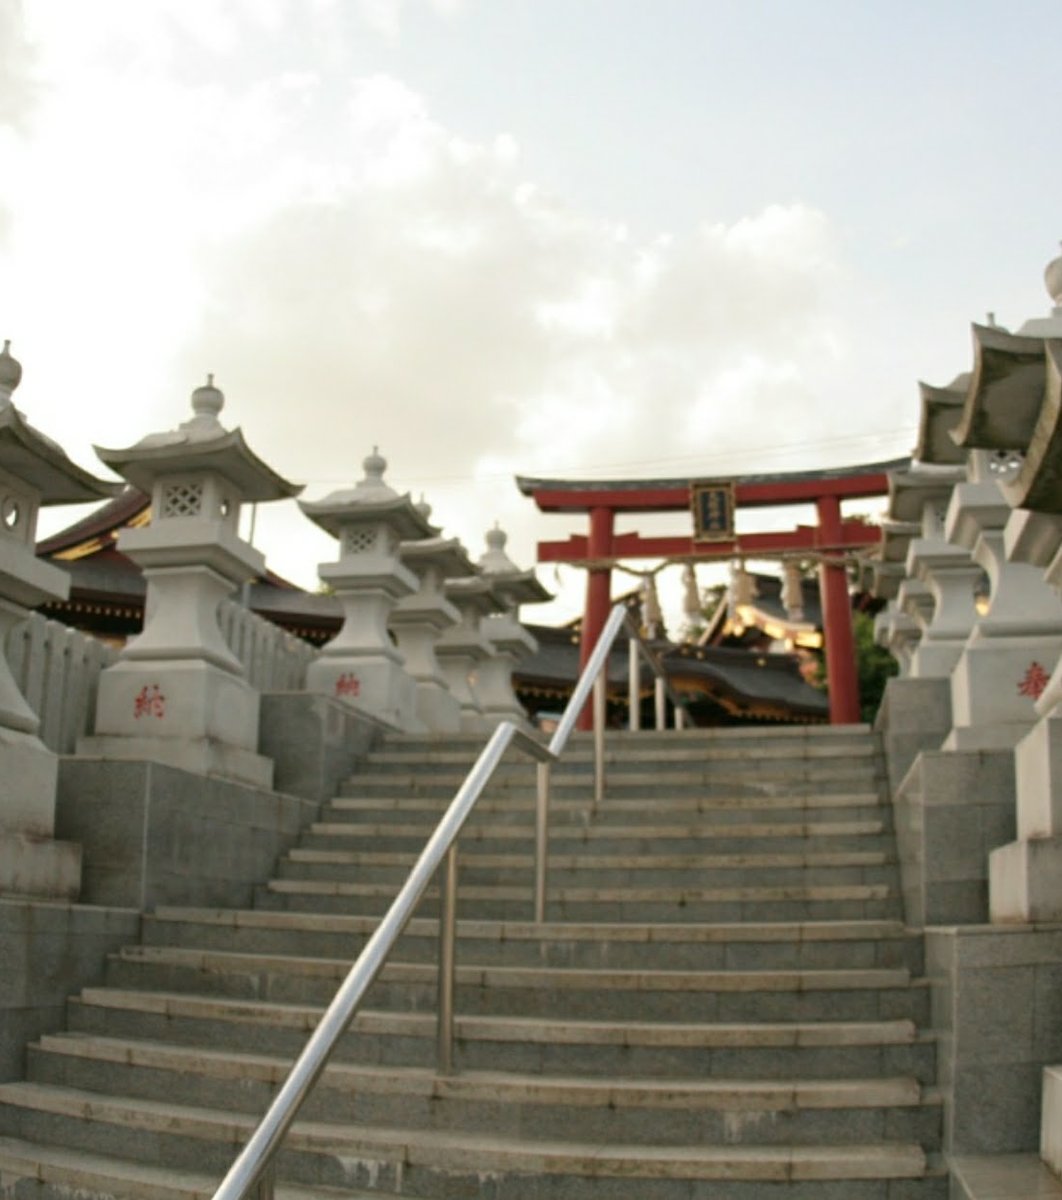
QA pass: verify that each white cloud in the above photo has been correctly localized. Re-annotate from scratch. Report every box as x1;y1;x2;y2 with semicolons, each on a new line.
2;3;885;626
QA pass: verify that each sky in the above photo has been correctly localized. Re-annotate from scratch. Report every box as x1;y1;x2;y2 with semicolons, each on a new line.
1;0;1060;626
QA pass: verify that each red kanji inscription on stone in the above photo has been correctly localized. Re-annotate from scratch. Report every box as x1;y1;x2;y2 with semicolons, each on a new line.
133;684;166;719
1018;662;1050;701
335;673;361;698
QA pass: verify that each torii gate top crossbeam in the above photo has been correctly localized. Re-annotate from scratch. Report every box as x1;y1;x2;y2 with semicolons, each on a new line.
516;458;909;514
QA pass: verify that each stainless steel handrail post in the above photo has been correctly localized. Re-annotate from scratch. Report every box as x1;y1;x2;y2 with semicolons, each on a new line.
534;760;551;923
437;844;458;1075
252;1165;274;1200
593;671;606;809
654;676;666;730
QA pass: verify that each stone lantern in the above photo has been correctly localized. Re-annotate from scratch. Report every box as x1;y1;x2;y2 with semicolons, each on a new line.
436;577;502;732
301;448;434;729
83;376;302;788
392;506;477;733
475;524;551;728
0;340;118;896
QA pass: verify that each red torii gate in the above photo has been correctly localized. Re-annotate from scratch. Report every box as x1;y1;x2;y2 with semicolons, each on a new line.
517;459;906;727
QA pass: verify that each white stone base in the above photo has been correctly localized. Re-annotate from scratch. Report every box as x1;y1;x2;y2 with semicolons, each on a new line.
989;836;1062;923
942;722;1040;752
1041;1067;1062;1179
94;659;261;749
77;734;274;790
0;831;81;900
0;728;59;838
945;635;1062;750
414;681;462;733
1016;713;1062;839
307;656;424;732
908;640;966;679
459;709;491;733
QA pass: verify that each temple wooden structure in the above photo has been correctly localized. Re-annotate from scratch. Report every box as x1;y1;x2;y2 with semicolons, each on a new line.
518;458;908;725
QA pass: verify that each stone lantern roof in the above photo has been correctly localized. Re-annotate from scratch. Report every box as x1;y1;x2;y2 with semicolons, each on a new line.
400;535;475;580
477;523;552;606
300;447;435;541
0;341;119;505
952;324;1052;452
94;375;301;502
445;575;505;614
880;520;919;564
914;374;969;466
887;463;966;523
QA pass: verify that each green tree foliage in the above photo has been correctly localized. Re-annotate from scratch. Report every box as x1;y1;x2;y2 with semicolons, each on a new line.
853;609;897;722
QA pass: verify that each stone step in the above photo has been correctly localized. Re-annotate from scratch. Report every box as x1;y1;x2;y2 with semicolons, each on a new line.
254;876;901;923
321;791;888;826
338;764;884;797
28;1033;943;1149
0;1082;934;1198
101;945;929;1024
301;818;894;859
143;908;925;972
363;740;880;765
0;1135;374;1200
65;989;936;1081
276;848;899;891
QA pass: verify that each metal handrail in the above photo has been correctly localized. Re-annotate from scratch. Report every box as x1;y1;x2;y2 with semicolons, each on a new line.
211;602;688;1200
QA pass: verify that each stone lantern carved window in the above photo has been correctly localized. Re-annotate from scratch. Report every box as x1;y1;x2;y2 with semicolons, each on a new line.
161;480;205;519
987;450;1024;481
343;528;377;556
0;474;37;546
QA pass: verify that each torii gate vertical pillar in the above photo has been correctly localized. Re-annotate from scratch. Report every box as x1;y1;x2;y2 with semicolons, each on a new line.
817;494;861;724
577;505;615;730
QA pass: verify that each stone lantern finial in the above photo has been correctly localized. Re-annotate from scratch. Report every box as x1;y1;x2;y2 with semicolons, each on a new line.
1045;241;1062;309
356;445;398;500
0;340;23;406
480;522;519;574
179;374;226;440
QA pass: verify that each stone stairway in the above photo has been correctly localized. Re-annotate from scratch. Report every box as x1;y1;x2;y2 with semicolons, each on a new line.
0;725;945;1198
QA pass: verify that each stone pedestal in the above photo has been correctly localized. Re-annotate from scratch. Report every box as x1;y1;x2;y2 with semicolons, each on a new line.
436;578;498;733
889;465;978;680
989;514;1062;922
907;543;981;678
81;377;300;788
0;341;116;898
391;535;475;733
477;612;538;727
302;449;433;731
942;473;1062;751
873;602;921;678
